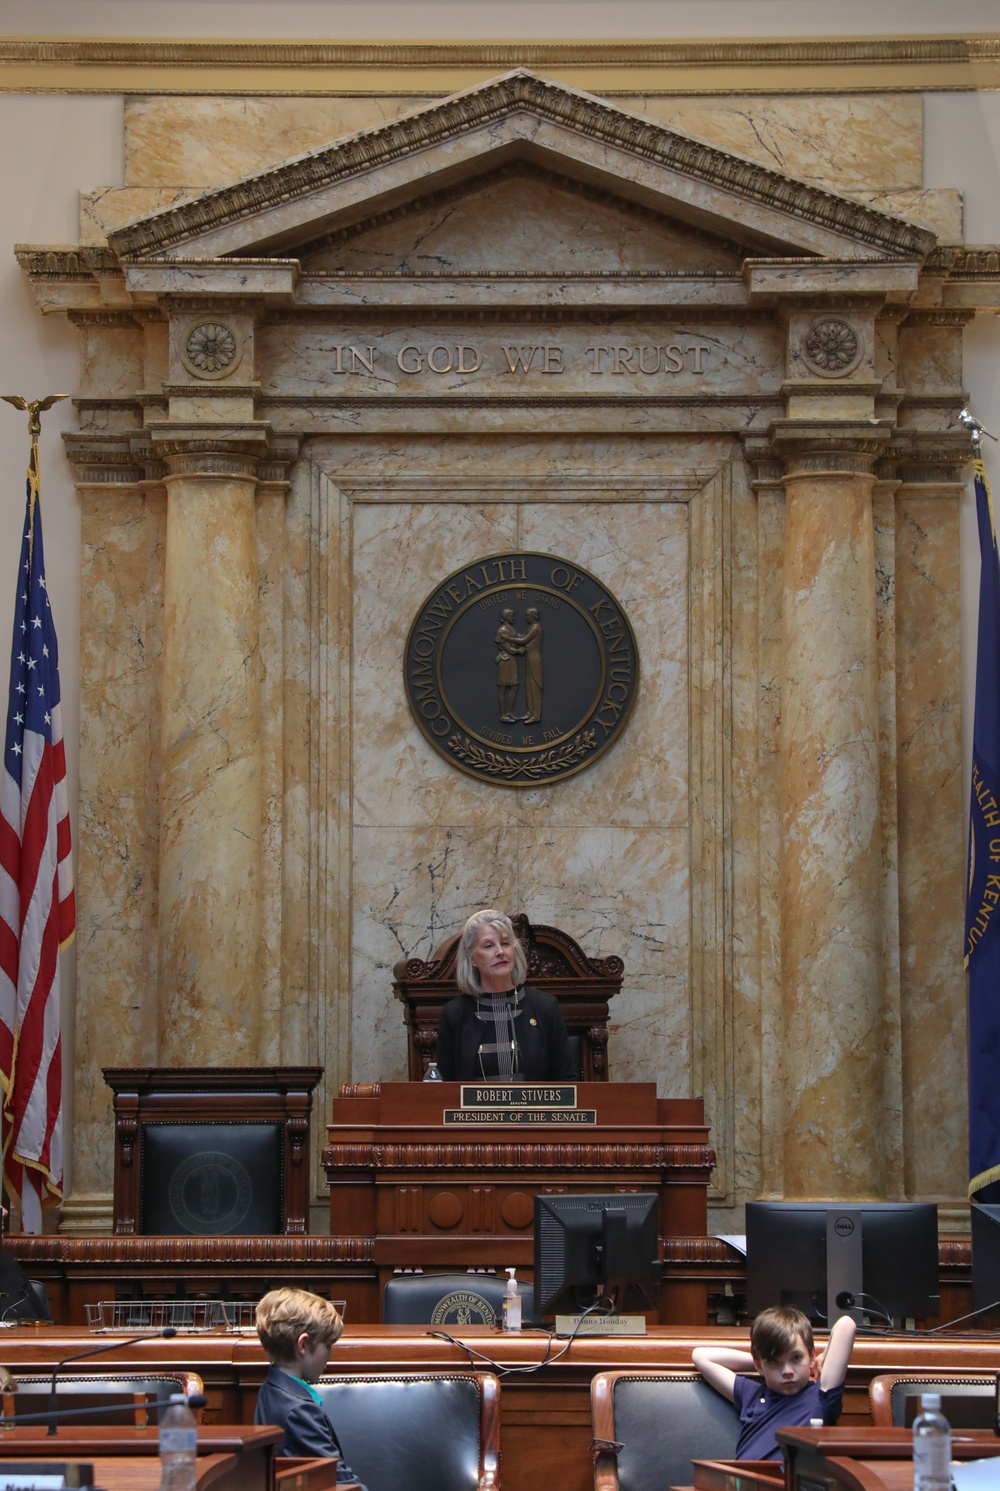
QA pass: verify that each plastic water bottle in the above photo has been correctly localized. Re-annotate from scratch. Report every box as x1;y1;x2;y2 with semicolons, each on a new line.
912;1392;951;1491
423;1061;442;1081
159;1392;198;1490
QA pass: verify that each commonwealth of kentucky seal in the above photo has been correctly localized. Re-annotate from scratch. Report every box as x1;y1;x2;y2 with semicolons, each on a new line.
167;1150;254;1234
404;552;639;787
429;1290;498;1327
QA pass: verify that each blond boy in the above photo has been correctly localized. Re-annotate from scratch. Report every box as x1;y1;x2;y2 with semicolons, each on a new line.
254;1287;358;1474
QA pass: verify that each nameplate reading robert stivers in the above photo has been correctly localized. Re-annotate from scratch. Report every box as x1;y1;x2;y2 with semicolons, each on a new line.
443;1084;597;1125
404;552;639;788
461;1084;577;1107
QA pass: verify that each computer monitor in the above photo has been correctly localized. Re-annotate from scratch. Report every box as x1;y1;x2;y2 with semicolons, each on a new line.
971;1203;1000;1318
745;1201;939;1327
533;1192;660;1317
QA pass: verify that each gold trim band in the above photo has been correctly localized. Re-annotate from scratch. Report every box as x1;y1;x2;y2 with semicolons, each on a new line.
0;34;998;96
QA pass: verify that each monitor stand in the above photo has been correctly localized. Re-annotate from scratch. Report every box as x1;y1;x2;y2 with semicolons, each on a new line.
825;1208;864;1325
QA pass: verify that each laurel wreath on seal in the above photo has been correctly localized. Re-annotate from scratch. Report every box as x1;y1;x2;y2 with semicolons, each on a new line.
447;730;598;779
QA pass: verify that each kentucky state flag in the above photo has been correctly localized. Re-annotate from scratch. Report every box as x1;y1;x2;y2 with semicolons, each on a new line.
967;454;1000;1199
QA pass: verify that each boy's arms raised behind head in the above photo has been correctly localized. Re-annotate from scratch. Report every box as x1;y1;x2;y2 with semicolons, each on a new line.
817;1315;856;1391
692;1345;756;1402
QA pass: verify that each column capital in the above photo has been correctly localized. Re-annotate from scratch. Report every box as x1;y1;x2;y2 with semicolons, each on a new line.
879;428;974;489
768;419;892;480
64;431;147;488
741;435;784;492
148;421;271;481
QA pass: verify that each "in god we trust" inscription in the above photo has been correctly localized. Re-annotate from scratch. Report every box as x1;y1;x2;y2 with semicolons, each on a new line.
404;553;639;787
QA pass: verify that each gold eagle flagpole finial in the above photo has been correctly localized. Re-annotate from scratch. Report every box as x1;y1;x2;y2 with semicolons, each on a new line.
1;393;70;440
2;394;70;556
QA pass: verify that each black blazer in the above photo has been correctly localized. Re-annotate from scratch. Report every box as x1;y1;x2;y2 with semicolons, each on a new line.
436;984;575;1081
255;1366;343;1459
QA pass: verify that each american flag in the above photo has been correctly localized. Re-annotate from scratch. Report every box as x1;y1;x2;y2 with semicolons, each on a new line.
0;449;74;1232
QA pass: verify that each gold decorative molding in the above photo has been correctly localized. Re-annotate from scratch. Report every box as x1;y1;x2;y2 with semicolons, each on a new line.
105;71;933;263
0;35;998;96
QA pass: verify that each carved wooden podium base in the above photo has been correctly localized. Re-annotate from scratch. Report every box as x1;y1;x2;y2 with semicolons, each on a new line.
323;1081;715;1323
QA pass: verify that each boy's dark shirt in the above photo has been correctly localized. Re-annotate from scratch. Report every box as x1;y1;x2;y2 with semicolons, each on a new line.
732;1375;844;1460
255;1364;362;1484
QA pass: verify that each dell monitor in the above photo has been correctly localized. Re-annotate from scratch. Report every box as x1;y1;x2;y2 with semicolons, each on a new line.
533;1192;660;1317
746;1201;939;1327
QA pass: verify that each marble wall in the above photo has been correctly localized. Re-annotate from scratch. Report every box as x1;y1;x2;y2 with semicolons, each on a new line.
40;76;977;1235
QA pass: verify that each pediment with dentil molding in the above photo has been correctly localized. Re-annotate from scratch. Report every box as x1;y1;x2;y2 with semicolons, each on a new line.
106;69;934;268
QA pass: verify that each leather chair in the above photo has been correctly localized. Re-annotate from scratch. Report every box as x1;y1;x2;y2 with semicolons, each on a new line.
315;1372;500;1491
869;1373;997;1428
4;1370;205;1430
590;1371;743;1491
382;1271;535;1327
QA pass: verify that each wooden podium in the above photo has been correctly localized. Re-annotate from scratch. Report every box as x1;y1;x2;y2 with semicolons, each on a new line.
323;1081;715;1323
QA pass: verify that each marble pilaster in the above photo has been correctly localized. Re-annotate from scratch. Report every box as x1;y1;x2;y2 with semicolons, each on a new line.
153;431;267;1065
775;429;887;1199
61;433;162;1231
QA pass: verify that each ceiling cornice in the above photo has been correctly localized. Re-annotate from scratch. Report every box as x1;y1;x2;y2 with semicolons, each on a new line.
0;34;998;95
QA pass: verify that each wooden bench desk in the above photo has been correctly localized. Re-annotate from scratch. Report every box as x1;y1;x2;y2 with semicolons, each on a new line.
2;1326;1000;1491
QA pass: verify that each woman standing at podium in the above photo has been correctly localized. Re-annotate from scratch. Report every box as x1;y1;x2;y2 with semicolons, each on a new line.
436;910;575;1081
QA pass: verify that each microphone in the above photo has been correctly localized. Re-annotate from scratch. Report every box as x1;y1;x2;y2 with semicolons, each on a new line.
4;1392;207;1428
0;1286;30;1325
47;1327;178;1436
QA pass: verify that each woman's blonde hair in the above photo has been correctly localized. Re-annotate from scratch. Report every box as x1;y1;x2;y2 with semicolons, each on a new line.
455;909;528;996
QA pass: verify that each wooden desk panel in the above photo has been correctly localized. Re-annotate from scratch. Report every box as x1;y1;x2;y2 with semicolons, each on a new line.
779;1426;1000;1491
0;1425;281;1491
2;1327;1000;1491
3;1231;974;1334
324;1083;715;1323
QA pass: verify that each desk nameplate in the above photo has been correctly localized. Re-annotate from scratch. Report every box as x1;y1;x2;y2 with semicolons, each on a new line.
459;1084;577;1108
443;1108;597;1125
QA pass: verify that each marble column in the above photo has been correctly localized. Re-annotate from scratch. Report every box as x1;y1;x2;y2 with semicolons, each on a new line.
774;428;888;1199
153;434;265;1065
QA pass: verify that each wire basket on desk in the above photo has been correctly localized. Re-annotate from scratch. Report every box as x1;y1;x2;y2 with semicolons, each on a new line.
84;1299;347;1333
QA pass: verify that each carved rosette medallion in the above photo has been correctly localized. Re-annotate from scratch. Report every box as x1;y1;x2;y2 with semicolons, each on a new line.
181;320;242;380
801;317;862;378
404;552;639;788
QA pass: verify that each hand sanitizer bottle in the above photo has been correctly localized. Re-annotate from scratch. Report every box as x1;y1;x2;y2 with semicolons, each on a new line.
502;1268;521;1332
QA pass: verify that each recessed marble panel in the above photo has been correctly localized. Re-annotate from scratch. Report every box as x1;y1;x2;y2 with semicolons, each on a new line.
123;95;436;188
516;825;690;1094
621;93;922;194
351;824;521;1082
513;500;689;828
80;187;199;244
79;325;145;400
304;170;746;274
351;497;519;829
852;189;963;242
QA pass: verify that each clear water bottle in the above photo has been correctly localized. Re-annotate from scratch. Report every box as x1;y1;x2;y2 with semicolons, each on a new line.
159;1392;198;1491
912;1392;951;1491
423;1061;442;1081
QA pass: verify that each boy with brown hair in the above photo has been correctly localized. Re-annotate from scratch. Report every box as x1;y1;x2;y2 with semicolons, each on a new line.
692;1306;856;1460
254;1286;360;1479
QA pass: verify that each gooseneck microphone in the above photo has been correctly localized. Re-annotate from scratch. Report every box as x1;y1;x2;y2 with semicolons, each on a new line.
47;1326;178;1435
